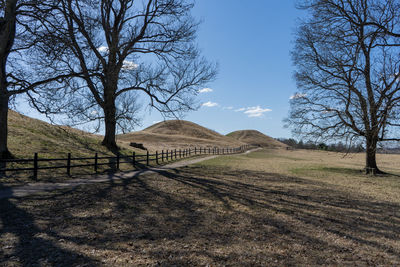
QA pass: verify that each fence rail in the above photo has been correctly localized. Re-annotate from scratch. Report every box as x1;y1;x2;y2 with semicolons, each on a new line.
0;145;253;180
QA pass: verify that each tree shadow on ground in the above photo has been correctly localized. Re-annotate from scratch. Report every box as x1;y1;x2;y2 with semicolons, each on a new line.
0;193;99;266
0;165;399;265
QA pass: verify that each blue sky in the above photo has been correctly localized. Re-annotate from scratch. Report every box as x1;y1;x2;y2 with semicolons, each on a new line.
18;1;304;139
160;0;305;138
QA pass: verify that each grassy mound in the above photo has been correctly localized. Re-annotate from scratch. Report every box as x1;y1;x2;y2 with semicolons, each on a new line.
227;129;286;148
118;120;244;151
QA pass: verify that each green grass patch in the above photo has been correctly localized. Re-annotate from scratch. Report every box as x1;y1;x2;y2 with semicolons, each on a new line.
290;165;363;177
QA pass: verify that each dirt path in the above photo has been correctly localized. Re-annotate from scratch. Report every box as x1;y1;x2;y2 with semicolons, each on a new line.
0;148;261;199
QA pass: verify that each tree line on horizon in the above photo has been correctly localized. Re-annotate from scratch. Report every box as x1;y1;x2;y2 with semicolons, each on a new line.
277;138;365;153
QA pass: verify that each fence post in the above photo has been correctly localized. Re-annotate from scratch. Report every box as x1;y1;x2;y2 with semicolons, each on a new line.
133;152;136;168
156;151;159;164
66;153;71;177
175;149;177;159
116;154;120;169
94;153;98;173
162;150;164;162
33;153;38;180
189;148;191;156
166;149;169;161
146;150;149;166
171;150;173;160
195;147;197;154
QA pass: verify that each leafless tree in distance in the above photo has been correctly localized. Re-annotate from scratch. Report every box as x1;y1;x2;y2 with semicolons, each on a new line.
287;0;400;174
29;0;217;151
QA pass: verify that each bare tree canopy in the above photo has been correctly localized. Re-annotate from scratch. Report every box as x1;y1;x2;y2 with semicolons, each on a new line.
287;0;400;174
29;0;217;151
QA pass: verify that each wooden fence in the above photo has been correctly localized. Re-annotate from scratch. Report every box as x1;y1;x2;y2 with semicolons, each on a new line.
0;145;252;180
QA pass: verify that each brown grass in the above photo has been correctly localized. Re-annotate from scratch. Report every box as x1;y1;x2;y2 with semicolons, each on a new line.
8;110;135;158
201;149;400;203
1;148;399;266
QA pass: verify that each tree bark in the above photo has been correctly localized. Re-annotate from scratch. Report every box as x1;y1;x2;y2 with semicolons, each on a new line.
365;135;382;174
101;103;118;152
0;95;11;159
0;0;18;160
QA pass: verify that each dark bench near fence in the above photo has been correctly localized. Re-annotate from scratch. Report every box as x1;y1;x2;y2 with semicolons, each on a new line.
0;145;252;181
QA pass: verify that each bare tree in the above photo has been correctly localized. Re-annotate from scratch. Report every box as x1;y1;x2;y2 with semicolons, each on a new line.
287;0;400;174
29;0;217;151
0;0;17;159
0;0;73;159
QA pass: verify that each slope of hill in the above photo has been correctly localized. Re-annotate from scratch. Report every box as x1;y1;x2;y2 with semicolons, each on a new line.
118;120;245;151
227;130;286;148
7;110;133;158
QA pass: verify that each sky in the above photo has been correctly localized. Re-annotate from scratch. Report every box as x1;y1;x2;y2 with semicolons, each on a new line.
145;0;305;138
17;1;305;139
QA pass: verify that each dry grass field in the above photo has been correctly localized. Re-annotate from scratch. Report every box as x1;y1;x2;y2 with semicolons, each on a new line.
1;148;399;266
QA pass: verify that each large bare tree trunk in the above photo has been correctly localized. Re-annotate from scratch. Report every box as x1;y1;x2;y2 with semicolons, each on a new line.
0;0;17;160
365;135;382;174
0;95;11;159
0;42;11;160
101;102;118;152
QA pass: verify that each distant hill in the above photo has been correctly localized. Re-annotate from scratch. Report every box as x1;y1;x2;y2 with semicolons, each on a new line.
227;130;286;148
118;120;245;151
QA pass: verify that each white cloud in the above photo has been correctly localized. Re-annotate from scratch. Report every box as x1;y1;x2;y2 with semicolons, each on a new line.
243;106;272;117
199;88;213;93
122;60;139;70
233;106;272;117
290;93;307;100
223;106;234;110
97;46;109;53
202;101;218;107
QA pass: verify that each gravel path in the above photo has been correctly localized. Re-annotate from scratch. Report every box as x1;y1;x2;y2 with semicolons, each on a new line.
0;148;261;199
